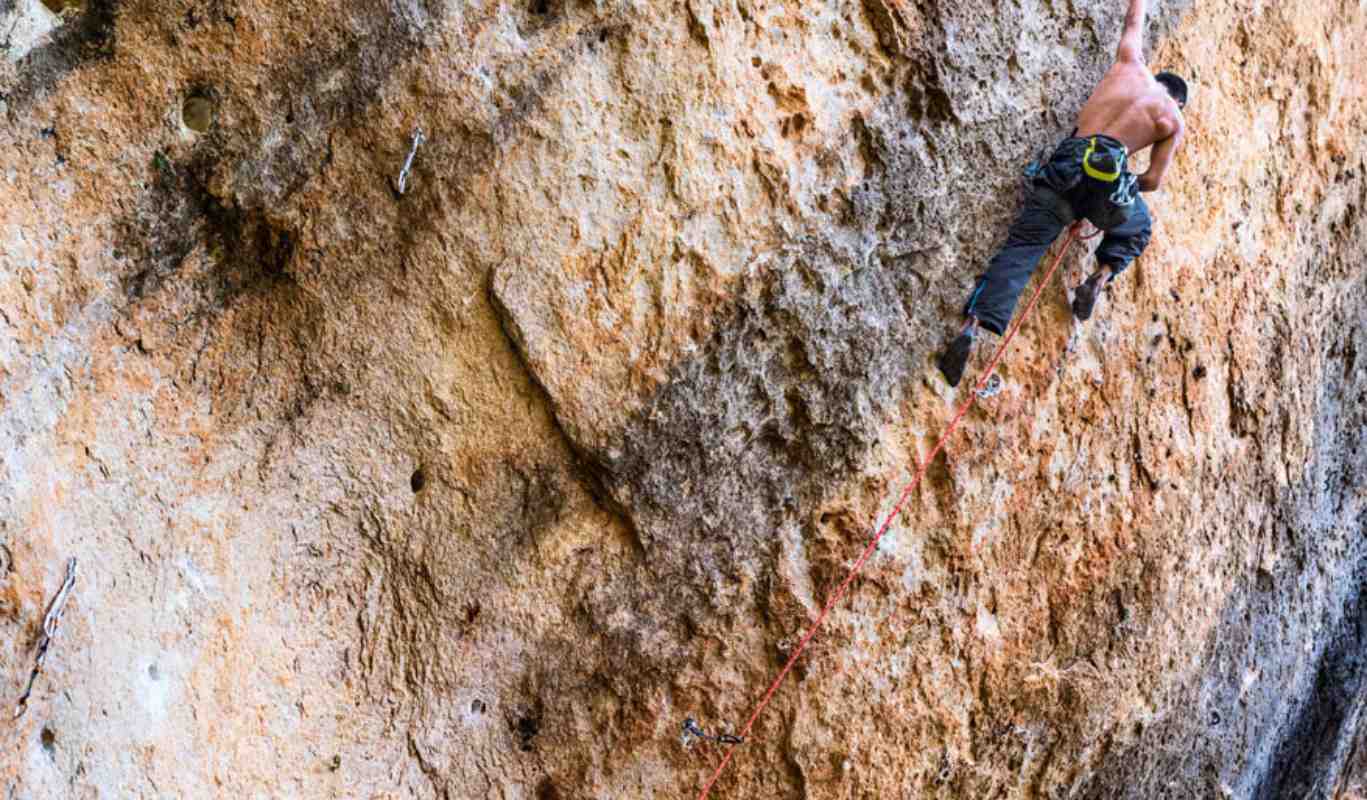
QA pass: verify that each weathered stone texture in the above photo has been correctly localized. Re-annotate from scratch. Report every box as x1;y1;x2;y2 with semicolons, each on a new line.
2;0;1364;797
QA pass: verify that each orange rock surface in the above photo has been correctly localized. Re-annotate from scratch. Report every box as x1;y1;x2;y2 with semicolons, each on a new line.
2;0;1364;797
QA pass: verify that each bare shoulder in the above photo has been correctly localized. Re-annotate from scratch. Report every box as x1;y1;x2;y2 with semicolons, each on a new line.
1152;93;1185;138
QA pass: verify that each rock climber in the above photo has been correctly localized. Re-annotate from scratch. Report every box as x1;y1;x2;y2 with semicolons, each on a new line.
936;0;1187;387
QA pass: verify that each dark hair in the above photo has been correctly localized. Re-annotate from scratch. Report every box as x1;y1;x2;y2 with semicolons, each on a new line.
1155;71;1188;107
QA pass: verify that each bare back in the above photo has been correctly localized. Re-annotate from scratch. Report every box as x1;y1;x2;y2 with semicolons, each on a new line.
1074;0;1186;191
1075;61;1181;154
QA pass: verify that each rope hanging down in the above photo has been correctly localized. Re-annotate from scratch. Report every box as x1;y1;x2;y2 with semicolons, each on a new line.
697;222;1090;798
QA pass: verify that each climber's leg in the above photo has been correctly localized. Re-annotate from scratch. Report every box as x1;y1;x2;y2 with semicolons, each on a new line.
938;185;1073;387
1073;194;1152;321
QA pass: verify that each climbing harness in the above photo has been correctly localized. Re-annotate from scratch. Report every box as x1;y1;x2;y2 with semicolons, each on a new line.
14;557;78;719
1025;135;1138;233
696;223;1092;799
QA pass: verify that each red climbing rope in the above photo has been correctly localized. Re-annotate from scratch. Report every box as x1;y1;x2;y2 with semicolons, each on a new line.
697;222;1089;799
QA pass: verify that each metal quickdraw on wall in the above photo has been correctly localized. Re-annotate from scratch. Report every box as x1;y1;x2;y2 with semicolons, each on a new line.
682;718;745;748
14;557;78;720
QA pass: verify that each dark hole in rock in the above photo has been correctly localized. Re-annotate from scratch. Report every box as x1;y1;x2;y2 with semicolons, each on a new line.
537;778;562;800
182;94;216;133
148;663;160;681
529;0;551;15
471;699;486;714
1193;364;1207;379
40;727;56;757
410;468;427;493
516;715;540;751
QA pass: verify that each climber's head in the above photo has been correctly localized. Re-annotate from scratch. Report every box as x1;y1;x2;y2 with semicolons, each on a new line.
1154;71;1188;110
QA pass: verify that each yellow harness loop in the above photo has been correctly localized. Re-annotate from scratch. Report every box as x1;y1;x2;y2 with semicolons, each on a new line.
1083;136;1123;182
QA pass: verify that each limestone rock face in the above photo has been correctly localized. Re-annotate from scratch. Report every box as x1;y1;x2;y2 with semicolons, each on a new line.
2;0;1365;797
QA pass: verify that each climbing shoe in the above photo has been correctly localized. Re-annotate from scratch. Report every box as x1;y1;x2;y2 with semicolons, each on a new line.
1072;277;1102;321
937;332;974;388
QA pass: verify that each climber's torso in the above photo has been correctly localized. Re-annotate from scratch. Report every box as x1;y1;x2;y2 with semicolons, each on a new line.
1074;61;1182;154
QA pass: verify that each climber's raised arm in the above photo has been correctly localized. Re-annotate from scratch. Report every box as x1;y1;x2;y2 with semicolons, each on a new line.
1116;0;1147;63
